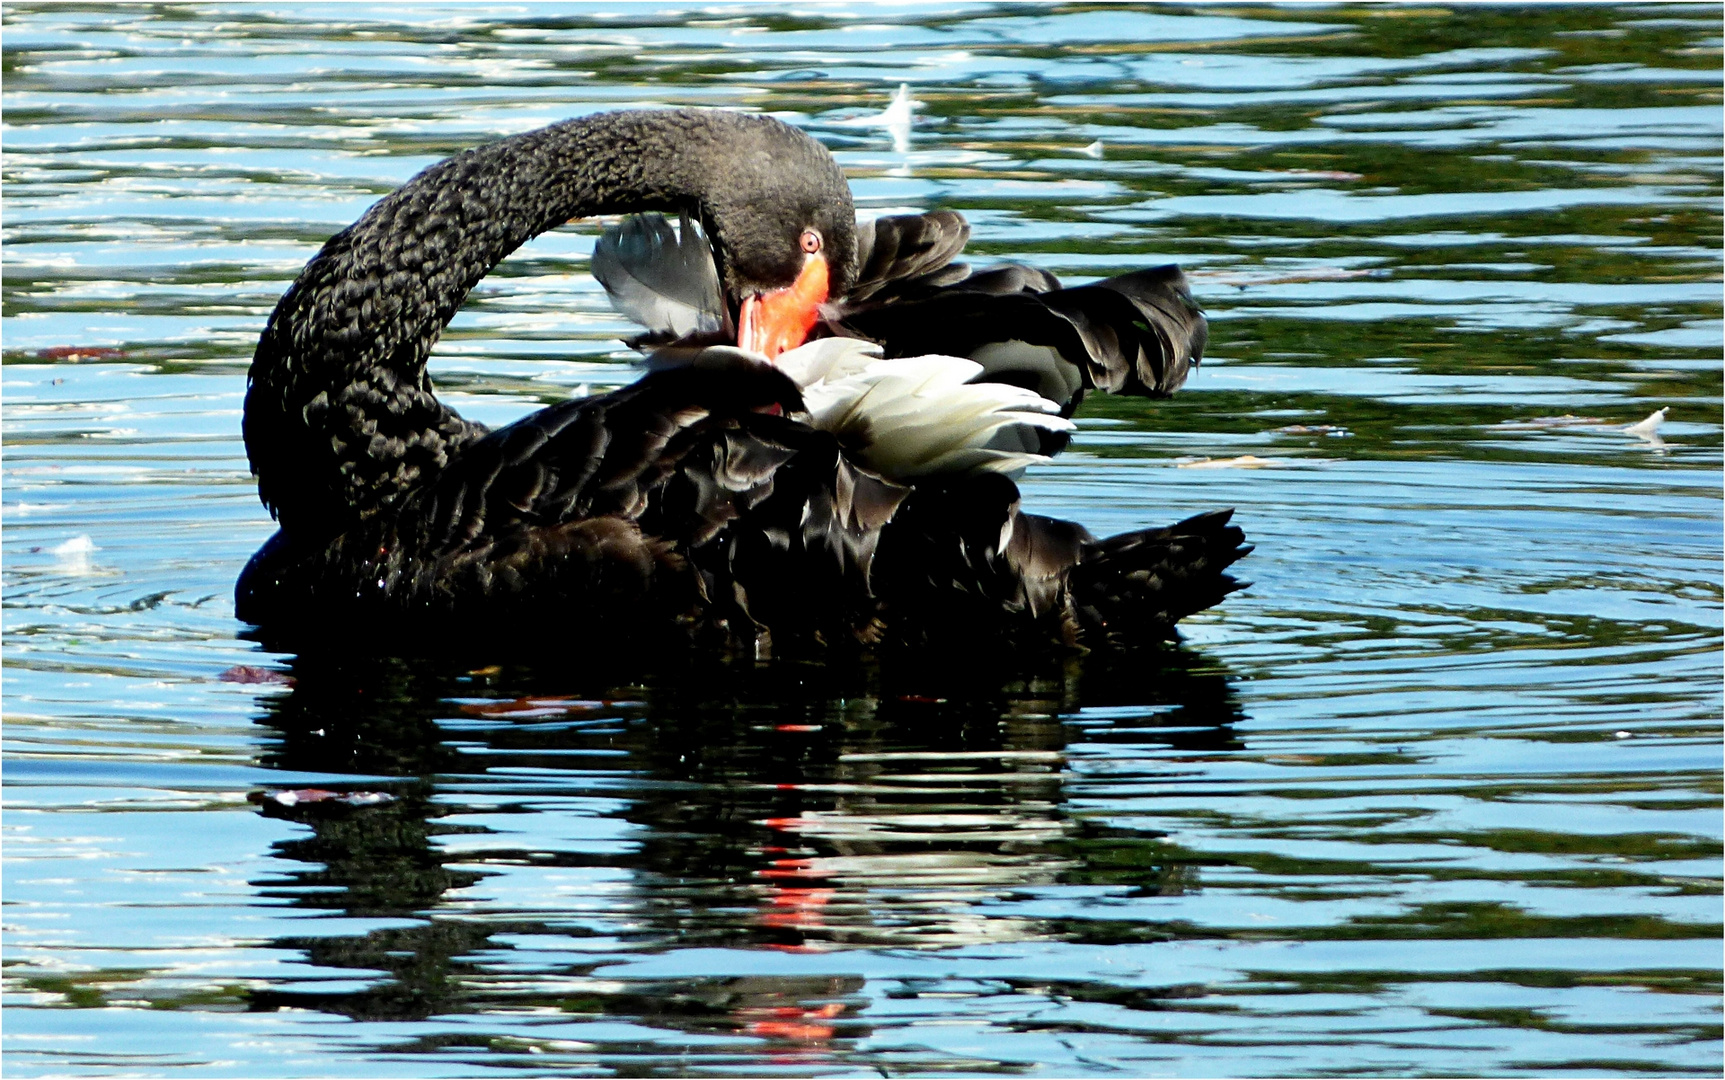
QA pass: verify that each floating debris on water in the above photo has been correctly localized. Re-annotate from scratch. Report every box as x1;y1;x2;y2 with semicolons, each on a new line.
1493;410;1670;450
49;534;97;574
836;83;919;153
1177;454;1323;469
1494;414;1607;429
1623;407;1668;437
1624;407;1669;450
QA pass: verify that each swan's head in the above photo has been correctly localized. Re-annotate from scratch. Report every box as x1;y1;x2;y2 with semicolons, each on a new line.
688;113;857;359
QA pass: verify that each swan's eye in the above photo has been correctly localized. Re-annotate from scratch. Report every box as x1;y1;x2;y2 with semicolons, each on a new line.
800;230;822;254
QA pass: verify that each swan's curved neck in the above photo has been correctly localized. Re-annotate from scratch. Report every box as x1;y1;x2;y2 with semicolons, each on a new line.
243;110;772;539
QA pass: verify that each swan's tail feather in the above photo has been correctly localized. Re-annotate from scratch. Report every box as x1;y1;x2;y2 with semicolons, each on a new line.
872;474;1249;651
1070;508;1251;644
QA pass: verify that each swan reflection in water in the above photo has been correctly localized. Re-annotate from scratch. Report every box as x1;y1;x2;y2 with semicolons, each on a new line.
244;646;1244;1059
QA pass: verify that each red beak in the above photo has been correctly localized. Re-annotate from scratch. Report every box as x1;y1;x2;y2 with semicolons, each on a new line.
738;255;829;360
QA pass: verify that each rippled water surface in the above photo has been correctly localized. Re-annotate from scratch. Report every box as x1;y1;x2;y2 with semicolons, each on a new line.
4;4;1722;1076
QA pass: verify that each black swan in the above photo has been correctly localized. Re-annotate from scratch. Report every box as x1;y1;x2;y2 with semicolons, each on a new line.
237;108;1248;653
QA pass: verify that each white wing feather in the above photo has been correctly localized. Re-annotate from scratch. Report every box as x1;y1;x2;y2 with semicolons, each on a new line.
786;347;1075;480
631;328;1076;482
772;336;884;386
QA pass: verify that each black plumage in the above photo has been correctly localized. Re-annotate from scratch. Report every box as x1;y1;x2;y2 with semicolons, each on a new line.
239;108;1247;653
838;260;1209;402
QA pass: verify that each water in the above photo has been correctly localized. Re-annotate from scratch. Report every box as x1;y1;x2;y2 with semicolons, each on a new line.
3;3;1720;1076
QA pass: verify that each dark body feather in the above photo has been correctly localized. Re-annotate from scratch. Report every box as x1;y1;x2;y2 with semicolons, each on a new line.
839;210;1210;402
239;109;1247;653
